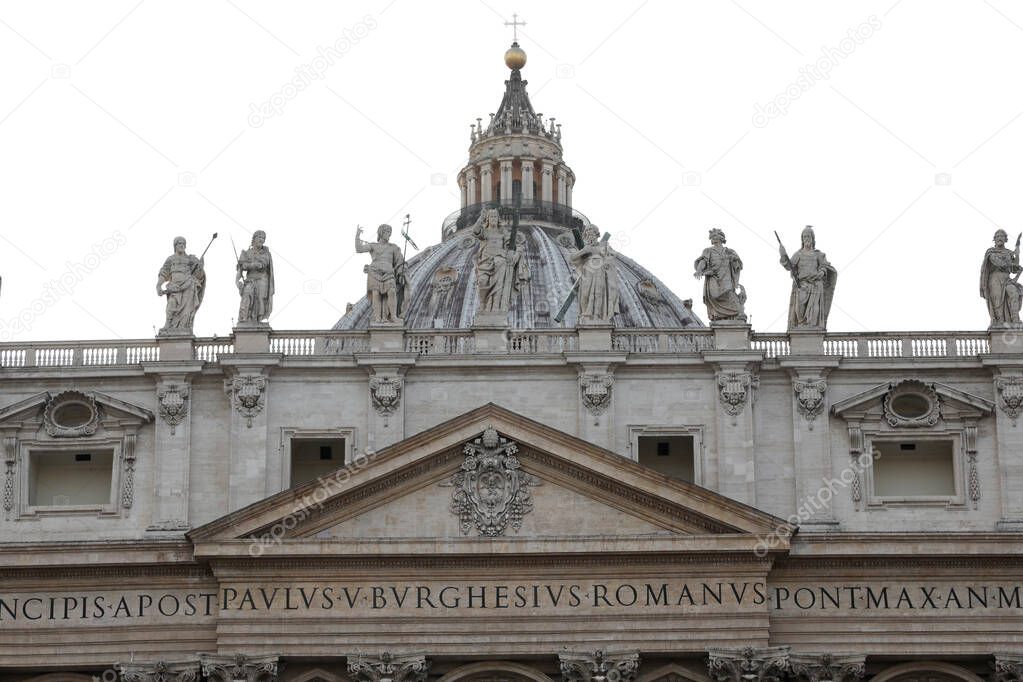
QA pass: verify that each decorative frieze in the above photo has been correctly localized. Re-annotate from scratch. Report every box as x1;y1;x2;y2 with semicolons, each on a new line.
559;650;640;682
118;660;201;682
789;654;865;682
443;426;539;536
717;370;758;419
579;372;614;416
793;377;827;428
157;383;190;435
347;652;429;682
200;653;279;682
707;646;790;682
224;374;267;428
995;375;1023;425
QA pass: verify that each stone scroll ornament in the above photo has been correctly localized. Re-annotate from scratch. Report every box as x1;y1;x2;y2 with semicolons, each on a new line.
157;384;189;435
560;650;641;682
708;647;790;682
119;660;201;682
369;376;402;417
718;371;758;421
789;654;865;682
579;373;614;417
201;654;278;682
793;378;827;429
996;376;1023;425
443;426;540;537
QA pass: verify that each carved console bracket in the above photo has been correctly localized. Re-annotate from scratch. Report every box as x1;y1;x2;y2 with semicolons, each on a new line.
708;647;790;682
789;654;866;682
560;649;641;682
346;652;430;682
200;653;279;682
118;660;201;682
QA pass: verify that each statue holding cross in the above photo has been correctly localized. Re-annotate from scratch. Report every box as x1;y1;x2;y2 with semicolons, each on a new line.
569;225;619;324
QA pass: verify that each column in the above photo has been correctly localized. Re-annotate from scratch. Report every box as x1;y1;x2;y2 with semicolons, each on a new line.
480;163;493;204
521;158;535;202
144;362;204;531
566;178;573;207
466;167;478;206
499;157;514;205
459;176;467;207
556;167;568;205
541;160;554;203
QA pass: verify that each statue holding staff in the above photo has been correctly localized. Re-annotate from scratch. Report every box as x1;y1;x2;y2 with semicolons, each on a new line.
777;225;837;330
355;223;406;324
157;235;214;334
980;228;1023;327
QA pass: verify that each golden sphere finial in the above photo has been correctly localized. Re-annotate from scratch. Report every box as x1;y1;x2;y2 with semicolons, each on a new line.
504;42;527;70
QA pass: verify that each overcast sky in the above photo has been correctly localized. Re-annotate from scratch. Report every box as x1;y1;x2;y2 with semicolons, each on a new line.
1;0;1021;341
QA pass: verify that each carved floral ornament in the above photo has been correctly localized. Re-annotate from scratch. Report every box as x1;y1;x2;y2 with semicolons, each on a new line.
793;377;827;428
707;647;790;682
369;376;402;417
347;652;430;682
788;654;866;682
224;375;267;428
200;653;279;682
560;650;641;682
118;660;201;682
442;426;540;537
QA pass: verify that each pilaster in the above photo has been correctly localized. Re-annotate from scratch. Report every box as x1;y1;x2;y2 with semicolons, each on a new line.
541;160;554;203
499;157;514;204
521;158;535;201
983;352;1023;528
569;353;626;451
143;360;205;532
358;355;416;451
222;356;280;512
480;163;493;203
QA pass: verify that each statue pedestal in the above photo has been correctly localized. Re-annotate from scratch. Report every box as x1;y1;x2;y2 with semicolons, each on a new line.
577;323;612;352
788;329;826;355
157;332;196;362
711;320;751;350
472;311;509;353
368;322;406;353
989;326;1023;354
233;325;270;354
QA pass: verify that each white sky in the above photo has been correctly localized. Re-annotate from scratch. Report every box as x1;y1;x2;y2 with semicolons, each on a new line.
0;0;1021;341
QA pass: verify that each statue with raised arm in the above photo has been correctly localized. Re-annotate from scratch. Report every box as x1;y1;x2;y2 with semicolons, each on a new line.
472;207;530;313
157;236;206;334
236;230;274;326
693;228;746;322
356;223;405;324
778;225;837;330
569;224;619;323
980;228;1023;327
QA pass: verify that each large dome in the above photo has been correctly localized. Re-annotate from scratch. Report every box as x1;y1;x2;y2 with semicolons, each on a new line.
334;221;703;330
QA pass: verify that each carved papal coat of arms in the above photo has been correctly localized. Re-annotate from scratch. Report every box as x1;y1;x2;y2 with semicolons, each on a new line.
443;426;540;537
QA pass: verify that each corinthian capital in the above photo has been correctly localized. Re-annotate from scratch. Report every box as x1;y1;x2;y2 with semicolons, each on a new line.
707;647;790;682
347;652;430;682
789;654;865;682
560;650;640;682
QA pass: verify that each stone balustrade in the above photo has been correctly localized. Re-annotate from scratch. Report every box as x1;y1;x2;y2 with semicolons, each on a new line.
0;329;1002;368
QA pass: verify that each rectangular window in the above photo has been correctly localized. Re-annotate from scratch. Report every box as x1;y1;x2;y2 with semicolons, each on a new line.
28;449;114;507
290;438;346;487
872;439;956;498
637;435;695;483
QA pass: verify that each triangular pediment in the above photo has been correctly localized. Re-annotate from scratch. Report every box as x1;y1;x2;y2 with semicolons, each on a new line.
832;379;993;421
0;389;153;433
190;404;793;556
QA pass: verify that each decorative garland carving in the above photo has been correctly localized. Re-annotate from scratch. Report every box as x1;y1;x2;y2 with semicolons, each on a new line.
157;384;189;435
707;647;790;682
789;654;865;682
43;390;99;438
347;652;429;682
2;436;15;513
201;654;278;682
793;378;827;429
121;432;137;509
579;373;614;417
225;375;267;428
560;650;640;682
996;376;1023;425
442;426;539;536
717;371;758;419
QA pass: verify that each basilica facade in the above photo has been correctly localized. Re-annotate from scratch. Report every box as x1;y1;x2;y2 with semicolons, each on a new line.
0;40;1022;682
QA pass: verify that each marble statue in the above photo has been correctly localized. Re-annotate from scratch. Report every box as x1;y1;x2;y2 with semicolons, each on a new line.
356;224;406;324
472;208;530;313
236;230;274;326
569;224;619;323
980;228;1023;327
778;226;837;329
694;228;746;322
156;236;206;334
